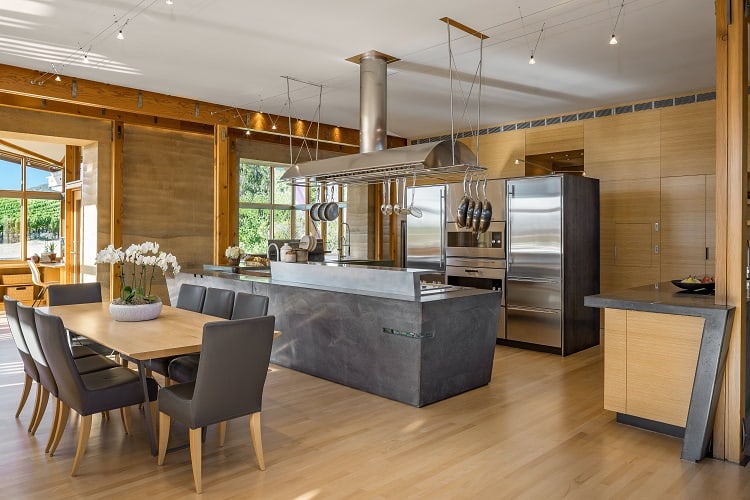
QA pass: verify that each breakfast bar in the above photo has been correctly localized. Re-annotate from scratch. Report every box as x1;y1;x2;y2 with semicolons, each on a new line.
168;261;501;407
584;283;735;461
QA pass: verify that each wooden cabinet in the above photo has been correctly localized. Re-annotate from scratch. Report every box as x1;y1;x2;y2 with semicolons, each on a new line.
0;263;63;308
660;174;715;281
603;309;704;427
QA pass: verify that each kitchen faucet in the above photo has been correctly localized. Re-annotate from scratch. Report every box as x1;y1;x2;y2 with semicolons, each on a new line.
267;242;280;261
338;222;351;258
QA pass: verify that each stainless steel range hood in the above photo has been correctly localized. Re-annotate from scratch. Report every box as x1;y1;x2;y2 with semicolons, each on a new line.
280;139;477;185
281;50;480;186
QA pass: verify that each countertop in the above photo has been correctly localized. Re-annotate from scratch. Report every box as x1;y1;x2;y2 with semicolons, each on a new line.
584;282;733;316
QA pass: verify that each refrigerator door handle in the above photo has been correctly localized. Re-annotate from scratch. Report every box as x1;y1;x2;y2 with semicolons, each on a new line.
507;305;559;314
507;277;559;283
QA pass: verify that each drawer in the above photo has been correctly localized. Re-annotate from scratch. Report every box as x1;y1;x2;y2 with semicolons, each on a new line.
2;274;32;285
6;285;35;303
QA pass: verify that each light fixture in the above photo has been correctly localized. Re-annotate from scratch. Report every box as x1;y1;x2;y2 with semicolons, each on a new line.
83;53;89;64
529;22;544;66
610;1;624;45
166;0;173;4
54;74;61;82
117;29;124;40
271;123;277;130
245;129;251;136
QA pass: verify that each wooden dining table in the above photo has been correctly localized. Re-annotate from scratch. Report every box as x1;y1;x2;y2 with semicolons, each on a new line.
39;302;217;456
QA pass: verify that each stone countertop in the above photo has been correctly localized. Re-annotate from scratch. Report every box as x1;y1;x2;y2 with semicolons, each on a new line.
177;265;498;303
584;282;733;316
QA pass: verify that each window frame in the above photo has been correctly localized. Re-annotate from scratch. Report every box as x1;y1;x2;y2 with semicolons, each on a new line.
0;150;64;263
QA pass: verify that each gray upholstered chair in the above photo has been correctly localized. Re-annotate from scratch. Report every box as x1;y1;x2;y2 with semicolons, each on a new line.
157;316;276;493
34;309;159;476
17;303;119;449
46;282;109;357
3;296;39;421
202;287;235;319
231;292;269;320
143;284;208;384
175;284;206;313
47;282;102;306
168;292;270;385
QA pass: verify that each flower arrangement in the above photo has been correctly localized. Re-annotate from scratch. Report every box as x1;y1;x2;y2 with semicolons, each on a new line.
225;245;244;261
95;241;180;305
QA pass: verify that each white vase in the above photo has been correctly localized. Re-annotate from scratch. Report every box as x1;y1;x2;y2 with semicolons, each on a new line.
109;300;163;322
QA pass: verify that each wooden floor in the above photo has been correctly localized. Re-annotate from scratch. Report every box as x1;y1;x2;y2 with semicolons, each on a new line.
2;315;750;499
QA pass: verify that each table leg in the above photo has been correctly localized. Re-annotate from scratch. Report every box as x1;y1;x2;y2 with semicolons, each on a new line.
137;360;158;456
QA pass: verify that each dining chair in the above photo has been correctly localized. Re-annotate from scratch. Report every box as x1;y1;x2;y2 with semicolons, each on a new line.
157;316;276;493
3;296;39;421
17;302;120;445
29;260;58;307
167;292;270;385
34;309;159;476
47;282;111;357
202;287;235;319
142;284;208;385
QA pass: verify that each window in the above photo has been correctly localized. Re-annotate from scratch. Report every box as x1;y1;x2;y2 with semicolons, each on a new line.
238;159;346;255
0;151;63;261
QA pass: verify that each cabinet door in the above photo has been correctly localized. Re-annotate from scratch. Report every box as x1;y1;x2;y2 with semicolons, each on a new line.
660;175;707;282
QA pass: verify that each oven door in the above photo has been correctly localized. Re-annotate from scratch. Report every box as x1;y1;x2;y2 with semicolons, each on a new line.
446;259;506;339
446;221;505;259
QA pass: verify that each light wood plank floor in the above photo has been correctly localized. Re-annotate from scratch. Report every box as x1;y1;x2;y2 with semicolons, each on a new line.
2;315;750;499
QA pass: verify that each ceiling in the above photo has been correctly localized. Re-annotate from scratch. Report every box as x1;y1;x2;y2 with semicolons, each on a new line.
0;0;716;139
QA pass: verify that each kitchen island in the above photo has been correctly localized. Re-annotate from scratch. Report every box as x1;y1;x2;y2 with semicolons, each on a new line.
168;261;501;407
584;283;734;461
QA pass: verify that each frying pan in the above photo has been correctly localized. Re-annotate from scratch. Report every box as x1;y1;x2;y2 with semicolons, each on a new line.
456;171;470;227
479;176;492;233
472;177;483;232
465;174;476;228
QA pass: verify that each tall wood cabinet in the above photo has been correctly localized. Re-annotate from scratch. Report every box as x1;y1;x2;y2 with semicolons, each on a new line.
660;174;716;282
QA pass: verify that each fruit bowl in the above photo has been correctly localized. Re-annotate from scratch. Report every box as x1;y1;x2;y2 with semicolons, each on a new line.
671;279;715;292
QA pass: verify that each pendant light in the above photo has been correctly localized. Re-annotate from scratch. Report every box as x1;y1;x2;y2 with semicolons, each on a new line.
610;1;624;45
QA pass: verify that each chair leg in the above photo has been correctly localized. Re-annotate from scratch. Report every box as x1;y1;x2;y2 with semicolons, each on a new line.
48;402;70;456
45;397;62;453
29;387;50;435
249;412;265;470
164;377;172;387
71;414;92;476
120;406;131;435
157;412;170;466
218;421;227;447
189;427;203;494
16;375;33;418
149;401;159;440
27;384;43;433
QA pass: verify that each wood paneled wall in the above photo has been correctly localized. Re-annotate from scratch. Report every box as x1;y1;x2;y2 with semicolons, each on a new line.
122;125;214;303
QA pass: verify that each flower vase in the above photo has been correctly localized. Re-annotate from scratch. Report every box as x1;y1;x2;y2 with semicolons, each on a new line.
227;257;240;267
109;299;163;322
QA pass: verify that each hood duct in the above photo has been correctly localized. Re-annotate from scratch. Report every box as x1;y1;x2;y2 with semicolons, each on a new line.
281;50;481;186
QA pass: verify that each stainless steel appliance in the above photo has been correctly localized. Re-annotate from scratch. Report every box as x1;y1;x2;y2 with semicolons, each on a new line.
444;178;507;338
403;185;446;273
504;174;600;355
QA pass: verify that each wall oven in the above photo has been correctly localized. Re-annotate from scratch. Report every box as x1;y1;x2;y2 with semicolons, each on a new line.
445;221;505;259
446;257;506;339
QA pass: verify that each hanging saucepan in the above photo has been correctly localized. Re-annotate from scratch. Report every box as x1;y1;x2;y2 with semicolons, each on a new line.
465;173;477;229
472;175;483;233
324;185;339;221
310;187;322;222
479;176;492;233
456;170;471;228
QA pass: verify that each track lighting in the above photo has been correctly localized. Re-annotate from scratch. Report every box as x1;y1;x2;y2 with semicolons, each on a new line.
117;30;124;40
610;1;624;46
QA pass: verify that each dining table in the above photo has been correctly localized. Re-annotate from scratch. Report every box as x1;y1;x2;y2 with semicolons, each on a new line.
39;301;217;456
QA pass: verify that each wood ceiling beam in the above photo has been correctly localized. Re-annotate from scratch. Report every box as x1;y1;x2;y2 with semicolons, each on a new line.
0;138;63;166
0;64;373;148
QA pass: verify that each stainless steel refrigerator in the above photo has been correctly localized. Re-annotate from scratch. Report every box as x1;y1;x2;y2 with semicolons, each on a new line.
505;174;599;356
403;185;446;273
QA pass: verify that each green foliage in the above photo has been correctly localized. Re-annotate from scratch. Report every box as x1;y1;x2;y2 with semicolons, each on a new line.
27;199;60;239
0;198;21;242
239;208;270;255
